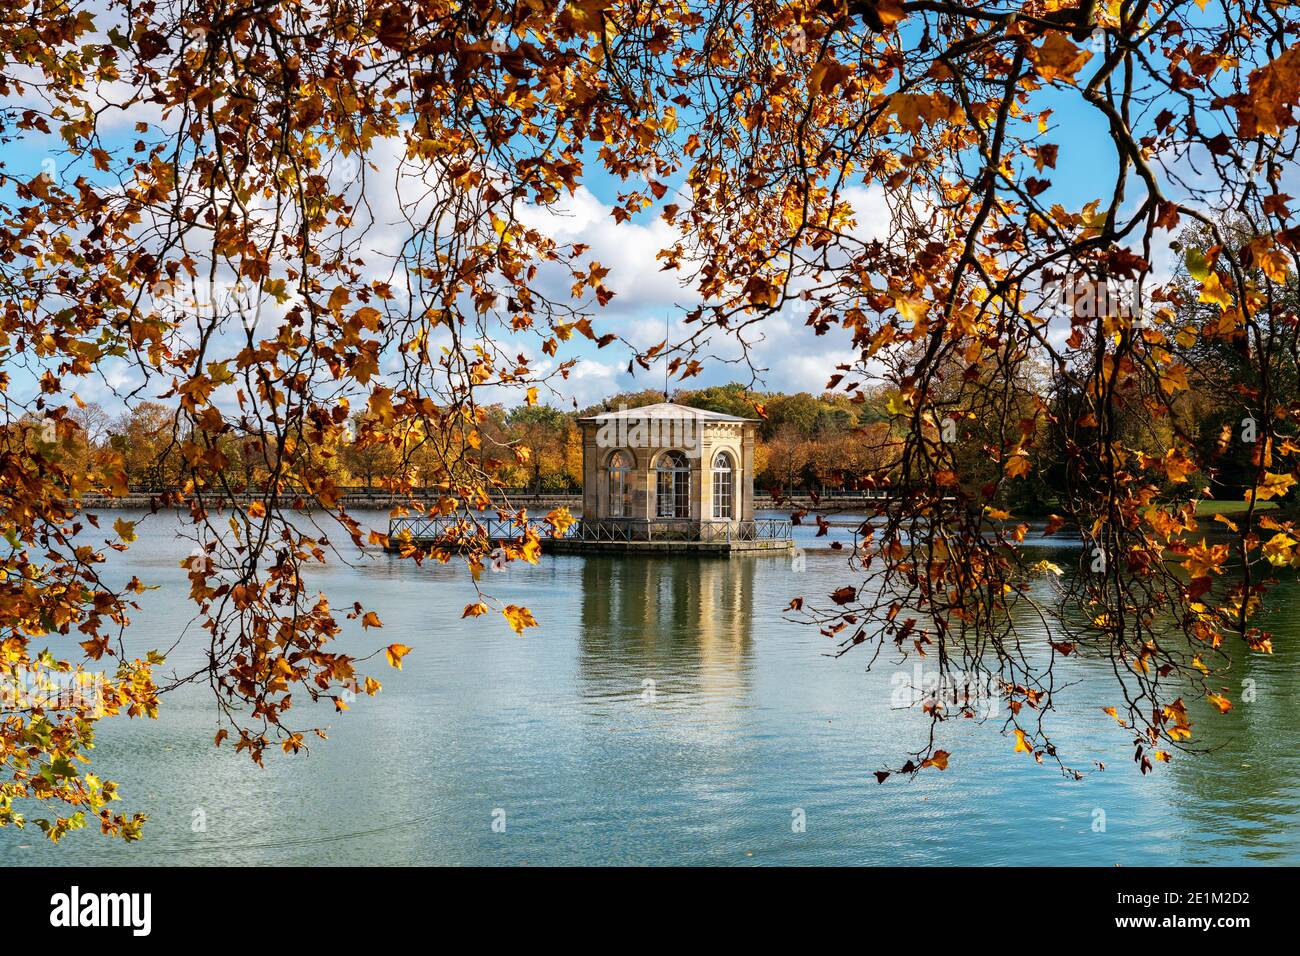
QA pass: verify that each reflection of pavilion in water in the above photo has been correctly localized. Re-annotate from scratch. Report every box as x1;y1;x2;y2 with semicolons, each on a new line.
578;557;756;707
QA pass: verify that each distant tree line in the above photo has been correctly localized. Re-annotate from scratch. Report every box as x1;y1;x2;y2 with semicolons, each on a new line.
34;386;892;498
15;223;1296;513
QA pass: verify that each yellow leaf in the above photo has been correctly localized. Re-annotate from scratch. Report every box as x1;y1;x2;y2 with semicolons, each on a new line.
1253;471;1296;501
544;507;577;536
113;518;137;543
1262;532;1296;566
1162;446;1195;480
361;611;383;629
1158;364;1190;395
893;294;928;326
384;643;411;669
1183;538;1229;578
502;604;539;635
1013;728;1033;754
1199;273;1232;310
1164;698;1193;740
1206;692;1233;714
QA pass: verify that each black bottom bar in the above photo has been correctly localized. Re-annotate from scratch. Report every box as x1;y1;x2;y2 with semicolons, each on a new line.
5;866;1275;944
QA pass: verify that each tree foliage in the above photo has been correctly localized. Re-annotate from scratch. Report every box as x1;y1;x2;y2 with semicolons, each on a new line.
3;0;1300;837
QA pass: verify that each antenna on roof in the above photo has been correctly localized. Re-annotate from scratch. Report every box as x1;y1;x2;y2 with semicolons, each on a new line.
663;310;670;403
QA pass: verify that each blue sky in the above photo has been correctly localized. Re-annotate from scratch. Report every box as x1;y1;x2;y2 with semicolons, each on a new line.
0;10;1254;416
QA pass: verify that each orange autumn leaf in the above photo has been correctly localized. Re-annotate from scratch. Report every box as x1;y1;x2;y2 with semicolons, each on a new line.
1005;454;1032;479
1255;244;1291;283
1207;693;1233;714
893;294;929;324
1237;44;1300;137
922;750;950;771
873;0;907;28
1158;364;1190;395
1213;513;1238;533
502;604;539;635
1031;33;1093;85
1164;699;1194;741
384;643;412;669
1162;447;1197;482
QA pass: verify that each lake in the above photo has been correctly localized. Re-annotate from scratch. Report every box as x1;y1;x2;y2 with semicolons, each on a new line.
1;508;1297;866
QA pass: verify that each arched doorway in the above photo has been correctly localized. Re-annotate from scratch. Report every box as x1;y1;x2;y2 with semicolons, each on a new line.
607;450;633;518
655;451;691;519
711;450;734;519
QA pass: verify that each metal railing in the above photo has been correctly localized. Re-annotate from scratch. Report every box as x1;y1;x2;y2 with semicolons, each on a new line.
564;518;794;543
733;518;794;540
389;514;793;545
389;515;560;544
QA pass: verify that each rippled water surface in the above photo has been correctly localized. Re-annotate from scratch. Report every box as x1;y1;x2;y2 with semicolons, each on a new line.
2;509;1297;866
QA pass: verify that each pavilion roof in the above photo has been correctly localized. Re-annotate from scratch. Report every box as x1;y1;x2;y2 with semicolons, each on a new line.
578;401;753;422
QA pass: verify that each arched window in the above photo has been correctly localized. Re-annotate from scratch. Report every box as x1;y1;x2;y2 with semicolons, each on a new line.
712;451;734;519
655;451;691;519
608;451;633;518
